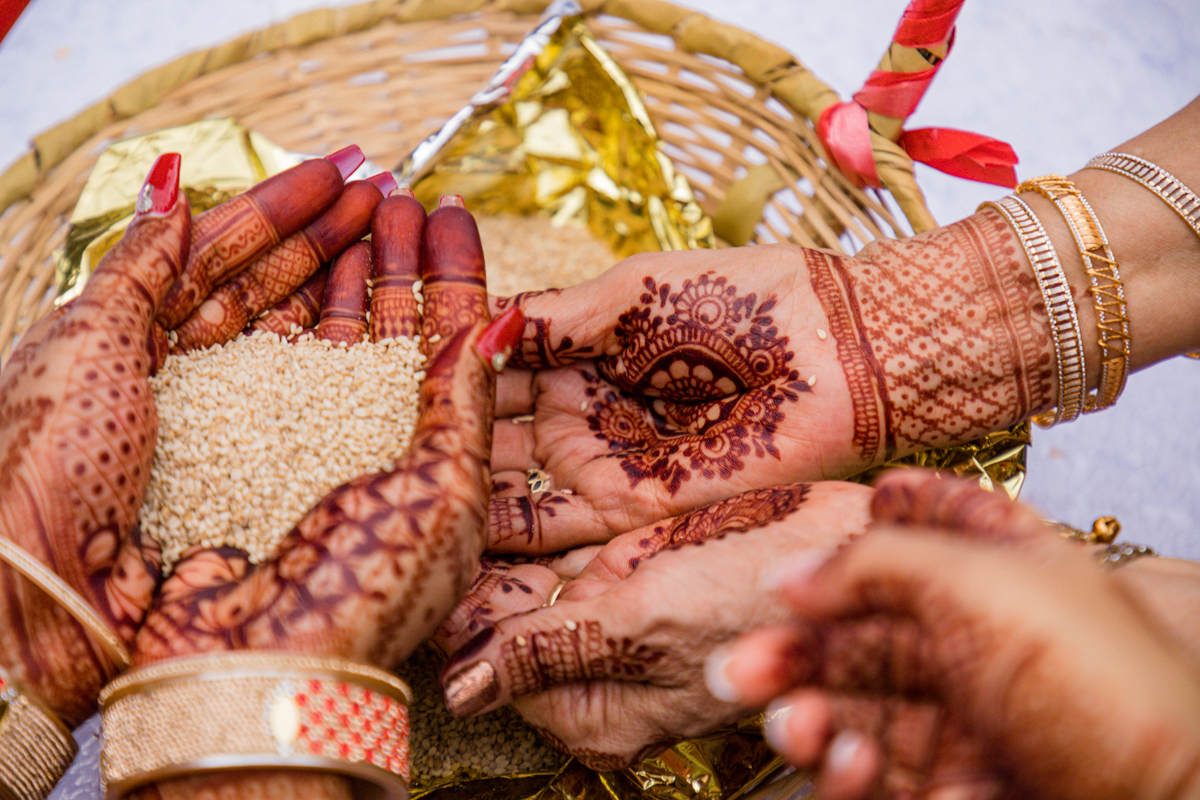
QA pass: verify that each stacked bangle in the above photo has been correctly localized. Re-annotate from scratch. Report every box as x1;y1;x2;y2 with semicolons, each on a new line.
1086;152;1200;242
980;195;1087;425
1017;175;1131;411
0;667;79;800
99;651;413;800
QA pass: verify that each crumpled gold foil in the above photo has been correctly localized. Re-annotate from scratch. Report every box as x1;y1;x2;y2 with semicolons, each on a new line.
54;118;306;304
853;422;1030;499
408;17;714;258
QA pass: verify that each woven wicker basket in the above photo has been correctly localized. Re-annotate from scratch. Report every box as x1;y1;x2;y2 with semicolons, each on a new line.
0;0;943;359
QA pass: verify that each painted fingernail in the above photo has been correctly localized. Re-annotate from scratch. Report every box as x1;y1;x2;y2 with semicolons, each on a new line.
443;660;498;718
476;307;525;373
367;171;400;197
827;729;866;773
135;153;182;218
768;549;833;591
763;698;794;753
326;145;365;180
439;194;465;209
397;187;416;198
703;645;740;703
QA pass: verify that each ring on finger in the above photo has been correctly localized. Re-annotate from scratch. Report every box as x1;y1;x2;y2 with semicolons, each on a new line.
543;579;569;607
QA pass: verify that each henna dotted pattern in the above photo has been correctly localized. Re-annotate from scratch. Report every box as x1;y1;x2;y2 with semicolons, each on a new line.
808;213;1053;464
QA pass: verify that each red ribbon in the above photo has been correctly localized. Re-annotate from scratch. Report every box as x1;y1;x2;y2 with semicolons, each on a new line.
894;0;964;48
814;0;1018;190
817;102;880;187
853;67;939;119
899;128;1018;187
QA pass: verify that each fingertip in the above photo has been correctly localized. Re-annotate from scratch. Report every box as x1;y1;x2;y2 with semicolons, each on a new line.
476;307;526;373
703;645;740;703
763;692;833;770
443;659;499;718
818;730;880;800
366;171;400;197
326;144;365;181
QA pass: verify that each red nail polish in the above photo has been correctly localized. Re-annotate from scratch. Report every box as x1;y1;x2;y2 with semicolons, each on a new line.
135;153;182;218
326;145;365;180
439;194;466;209
397;187;415;199
476;307;525;372
367;171;400;197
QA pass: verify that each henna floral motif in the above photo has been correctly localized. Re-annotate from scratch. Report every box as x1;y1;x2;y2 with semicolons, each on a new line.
501;620;666;698
490;493;572;549
563;274;811;496
808;212;1054;464
497;290;597;369
632;484;811;564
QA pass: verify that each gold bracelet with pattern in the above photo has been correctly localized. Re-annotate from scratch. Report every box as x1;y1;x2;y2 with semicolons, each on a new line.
99;651;412;800
0;537;130;671
980;195;1087;424
1017;175;1130;411
0;667;79;800
1086;152;1200;242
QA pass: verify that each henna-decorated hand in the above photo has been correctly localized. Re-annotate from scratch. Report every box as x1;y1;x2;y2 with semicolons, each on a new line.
433;480;873;770
0;149;375;726
487;213;1057;554
714;471;1200;800
122;194;525;799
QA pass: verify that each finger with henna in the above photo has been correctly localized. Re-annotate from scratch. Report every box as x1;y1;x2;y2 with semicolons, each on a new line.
370;191;425;342
870;469;1054;544
247;266;328;338
317;241;372;344
421;196;488;362
157;145;363;328
171;178;381;350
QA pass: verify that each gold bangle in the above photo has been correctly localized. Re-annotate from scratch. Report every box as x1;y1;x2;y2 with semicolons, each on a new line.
1086;152;1200;242
980;196;1087;424
0;537;130;671
0;667;79;800
99;652;413;800
1017;175;1131;411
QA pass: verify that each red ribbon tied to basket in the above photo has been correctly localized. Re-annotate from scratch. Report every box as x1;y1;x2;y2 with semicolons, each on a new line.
816;0;1018;189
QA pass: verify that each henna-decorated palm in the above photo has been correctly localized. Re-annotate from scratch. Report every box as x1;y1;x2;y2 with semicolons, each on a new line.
431;480;873;769
488;213;1056;554
719;471;1200;800
0;150;379;725
129;194;524;673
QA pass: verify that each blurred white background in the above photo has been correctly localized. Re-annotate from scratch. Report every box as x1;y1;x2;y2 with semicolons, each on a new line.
2;0;1198;555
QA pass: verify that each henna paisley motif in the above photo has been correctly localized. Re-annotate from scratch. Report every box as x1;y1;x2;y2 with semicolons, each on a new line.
634;484;812;560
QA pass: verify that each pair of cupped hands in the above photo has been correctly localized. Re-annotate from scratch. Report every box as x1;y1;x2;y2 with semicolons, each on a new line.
2;150;1199;800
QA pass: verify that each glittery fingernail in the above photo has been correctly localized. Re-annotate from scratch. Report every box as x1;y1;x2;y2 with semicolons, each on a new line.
443;661;498;718
134;153;181;218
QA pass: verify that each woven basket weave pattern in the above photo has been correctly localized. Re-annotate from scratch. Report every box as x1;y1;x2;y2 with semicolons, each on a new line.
0;0;925;360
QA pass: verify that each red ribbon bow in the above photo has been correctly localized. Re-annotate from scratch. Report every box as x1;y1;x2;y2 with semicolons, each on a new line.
816;0;1018;189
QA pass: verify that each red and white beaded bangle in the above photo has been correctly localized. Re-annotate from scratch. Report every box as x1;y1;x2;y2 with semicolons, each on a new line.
99;652;412;800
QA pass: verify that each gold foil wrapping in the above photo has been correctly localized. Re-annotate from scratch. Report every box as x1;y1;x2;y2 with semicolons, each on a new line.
54;118;306;305
408;17;714;258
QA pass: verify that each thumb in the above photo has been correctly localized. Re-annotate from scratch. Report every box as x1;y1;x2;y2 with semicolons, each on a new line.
439;589;662;718
82;153;191;323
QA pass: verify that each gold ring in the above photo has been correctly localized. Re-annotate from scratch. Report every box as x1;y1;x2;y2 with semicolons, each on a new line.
543;579;568;608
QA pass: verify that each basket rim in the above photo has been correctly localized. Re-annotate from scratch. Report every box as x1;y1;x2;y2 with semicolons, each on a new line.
0;0;932;229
